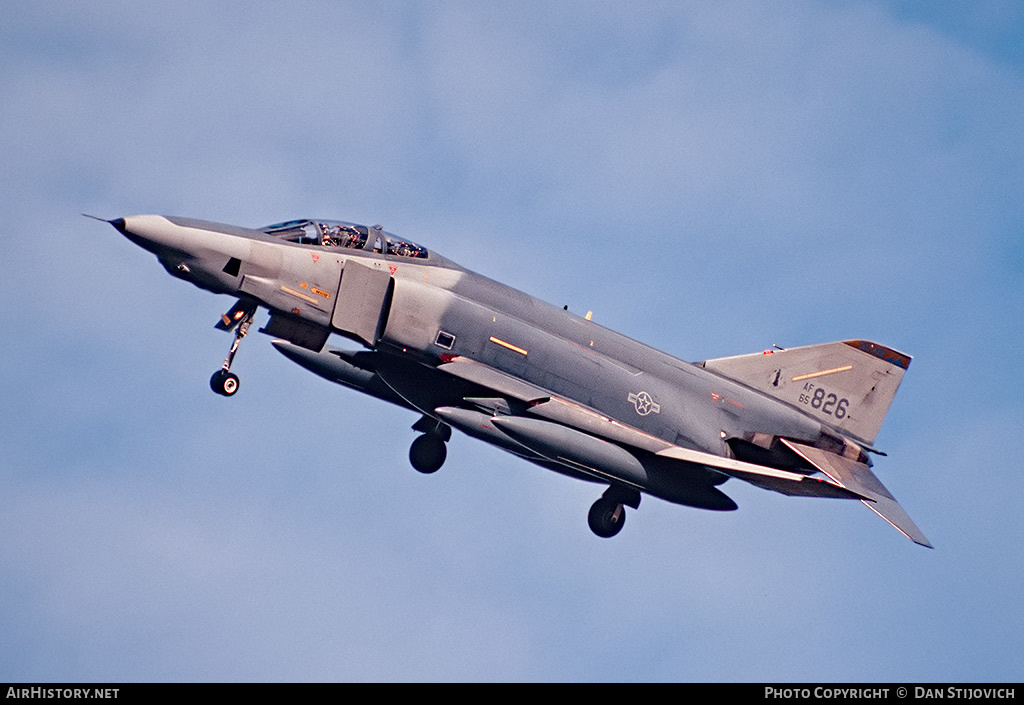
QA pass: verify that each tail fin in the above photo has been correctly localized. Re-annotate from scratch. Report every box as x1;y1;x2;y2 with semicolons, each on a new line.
702;340;911;447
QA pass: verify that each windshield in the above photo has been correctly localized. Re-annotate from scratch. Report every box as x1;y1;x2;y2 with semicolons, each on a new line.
262;219;428;259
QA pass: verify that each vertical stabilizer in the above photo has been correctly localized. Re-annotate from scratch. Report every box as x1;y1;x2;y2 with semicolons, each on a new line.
702;340;910;446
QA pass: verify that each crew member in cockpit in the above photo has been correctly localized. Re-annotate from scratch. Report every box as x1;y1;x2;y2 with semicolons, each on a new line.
338;225;362;249
316;222;334;247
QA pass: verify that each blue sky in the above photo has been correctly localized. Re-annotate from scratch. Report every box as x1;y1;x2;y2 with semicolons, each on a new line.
1;0;1022;682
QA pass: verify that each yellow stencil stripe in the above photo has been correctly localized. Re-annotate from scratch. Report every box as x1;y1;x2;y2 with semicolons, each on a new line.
489;336;528;356
280;286;319;304
791;365;853;382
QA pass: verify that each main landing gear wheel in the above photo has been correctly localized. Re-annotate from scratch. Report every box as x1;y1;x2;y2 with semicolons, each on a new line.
210;370;240;396
409;434;447;474
588;497;626;538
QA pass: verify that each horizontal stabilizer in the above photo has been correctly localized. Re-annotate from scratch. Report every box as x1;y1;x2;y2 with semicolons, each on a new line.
781;440;932;548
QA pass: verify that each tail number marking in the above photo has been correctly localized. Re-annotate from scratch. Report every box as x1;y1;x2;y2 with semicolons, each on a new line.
798;383;849;419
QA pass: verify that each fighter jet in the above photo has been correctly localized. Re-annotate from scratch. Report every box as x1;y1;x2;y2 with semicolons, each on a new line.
96;214;931;546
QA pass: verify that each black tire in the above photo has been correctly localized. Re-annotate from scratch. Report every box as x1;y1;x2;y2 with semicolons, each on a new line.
210;370;240;396
588;497;626;538
409;434;446;474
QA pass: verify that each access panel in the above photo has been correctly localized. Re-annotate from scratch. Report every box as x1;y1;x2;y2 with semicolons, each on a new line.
331;258;393;347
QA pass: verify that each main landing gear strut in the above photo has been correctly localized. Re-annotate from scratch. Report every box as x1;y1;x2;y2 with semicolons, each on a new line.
210;303;256;396
404;411;640;539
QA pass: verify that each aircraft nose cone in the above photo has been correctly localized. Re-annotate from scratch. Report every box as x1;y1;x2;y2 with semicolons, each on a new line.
111;215;185;254
113;216;154;251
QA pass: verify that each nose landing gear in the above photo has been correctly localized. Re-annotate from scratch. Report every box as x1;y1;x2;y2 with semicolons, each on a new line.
210;300;257;397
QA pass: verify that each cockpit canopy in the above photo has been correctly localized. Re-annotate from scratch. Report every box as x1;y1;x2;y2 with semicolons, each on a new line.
262;219;428;259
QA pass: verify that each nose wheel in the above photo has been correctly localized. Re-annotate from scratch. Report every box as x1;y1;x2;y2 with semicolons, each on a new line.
210;300;256;397
210;369;240;396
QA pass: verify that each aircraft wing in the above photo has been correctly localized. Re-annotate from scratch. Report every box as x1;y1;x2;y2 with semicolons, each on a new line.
654;445;867;500
438;357;551;405
433;356;868;501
